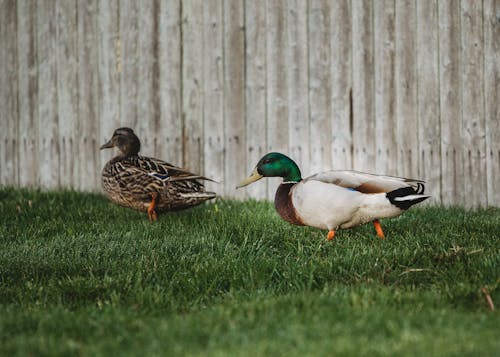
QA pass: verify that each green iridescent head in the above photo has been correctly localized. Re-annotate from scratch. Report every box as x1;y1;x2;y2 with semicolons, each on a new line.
237;152;302;188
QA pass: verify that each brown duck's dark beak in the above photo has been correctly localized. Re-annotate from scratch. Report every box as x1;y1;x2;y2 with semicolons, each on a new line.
100;140;114;150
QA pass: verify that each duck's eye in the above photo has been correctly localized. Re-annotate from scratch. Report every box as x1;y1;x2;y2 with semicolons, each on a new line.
262;158;272;164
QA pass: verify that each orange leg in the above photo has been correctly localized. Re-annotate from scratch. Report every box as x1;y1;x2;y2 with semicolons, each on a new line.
373;219;385;239
147;192;158;222
326;230;336;241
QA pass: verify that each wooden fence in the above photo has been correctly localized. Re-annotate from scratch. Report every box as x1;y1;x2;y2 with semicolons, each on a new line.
1;0;499;207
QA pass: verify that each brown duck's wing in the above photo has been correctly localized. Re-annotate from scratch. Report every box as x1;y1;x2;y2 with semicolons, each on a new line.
305;170;425;194
133;156;216;182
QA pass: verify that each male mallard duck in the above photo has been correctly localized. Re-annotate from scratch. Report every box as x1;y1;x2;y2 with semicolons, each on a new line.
237;152;429;240
100;127;216;221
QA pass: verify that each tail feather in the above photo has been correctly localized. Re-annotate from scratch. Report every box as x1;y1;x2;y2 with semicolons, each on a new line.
387;187;430;210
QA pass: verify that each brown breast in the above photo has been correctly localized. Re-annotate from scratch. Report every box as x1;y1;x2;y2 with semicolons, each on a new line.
274;183;305;226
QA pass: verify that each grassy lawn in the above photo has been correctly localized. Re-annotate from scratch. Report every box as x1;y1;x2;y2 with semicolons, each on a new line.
0;188;498;356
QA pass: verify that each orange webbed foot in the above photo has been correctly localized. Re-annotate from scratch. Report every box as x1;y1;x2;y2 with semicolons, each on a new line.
147;192;158;222
326;230;336;241
373;219;385;239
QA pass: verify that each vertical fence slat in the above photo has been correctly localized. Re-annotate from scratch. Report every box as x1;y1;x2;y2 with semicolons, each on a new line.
203;0;224;193
77;0;99;191
17;0;38;187
308;0;332;175
439;0;463;206
461;0;487;208
119;0;138;129
484;0;500;207
244;0;268;199
374;0;397;175
395;0;418;179
158;0;182;165
417;0;441;203
37;0;59;189
182;0;204;173
351;0;375;173
330;0;352;170
0;0;19;186
287;0;310;175
266;0;289;197
97;0;120;174
56;0;78;189
136;1;158;156
224;0;246;198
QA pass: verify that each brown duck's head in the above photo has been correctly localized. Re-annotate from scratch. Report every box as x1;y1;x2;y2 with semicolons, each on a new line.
100;127;141;156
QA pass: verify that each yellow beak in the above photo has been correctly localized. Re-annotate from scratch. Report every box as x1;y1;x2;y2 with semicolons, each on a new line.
236;168;263;188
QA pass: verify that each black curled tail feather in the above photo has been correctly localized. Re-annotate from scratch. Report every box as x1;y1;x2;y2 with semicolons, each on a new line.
415;182;425;194
386;186;430;210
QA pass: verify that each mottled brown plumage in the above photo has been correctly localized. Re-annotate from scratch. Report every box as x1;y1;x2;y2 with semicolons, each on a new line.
100;127;216;220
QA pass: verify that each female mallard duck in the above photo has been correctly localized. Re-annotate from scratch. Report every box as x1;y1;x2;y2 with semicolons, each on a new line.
100;127;216;221
237;152;429;240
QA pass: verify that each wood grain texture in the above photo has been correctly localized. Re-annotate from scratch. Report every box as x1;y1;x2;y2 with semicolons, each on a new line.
0;0;19;186
158;0;182;166
56;0;78;189
374;0;396;175
461;0;487;208
395;0;418;179
97;0;120;174
224;0;245;198
439;0;463;206
330;0;352;171
181;0;204;174
244;0;268;199
37;0;59;189
0;1;498;207
287;0;309;174
308;0;332;175
483;0;500;207
203;0;224;193
351;0;375;173
417;0;441;204
266;0;289;197
16;0;38;187
77;0;99;191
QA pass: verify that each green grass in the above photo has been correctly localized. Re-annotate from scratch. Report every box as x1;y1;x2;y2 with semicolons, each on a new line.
0;188;498;356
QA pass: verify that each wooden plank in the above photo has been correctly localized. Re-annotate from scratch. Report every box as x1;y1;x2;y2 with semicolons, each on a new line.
308;0;331;175
17;0;38;188
181;0;204;173
0;0;19;186
483;0;500;206
374;0;396;175
119;0;138;129
157;0;182;165
56;0;78;189
37;0;59;189
438;0;463;206
351;0;375;172
461;0;487;207
97;0;120;174
266;0;289;198
395;0;418;179
77;0;99;191
287;0;310;175
244;0;268;199
416;0;441;204
136;1;158;157
330;0;352;170
224;0;246;198
203;0;224;194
